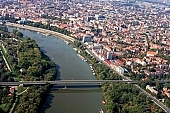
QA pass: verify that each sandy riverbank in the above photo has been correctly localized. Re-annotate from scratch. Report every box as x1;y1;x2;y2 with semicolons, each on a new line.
6;22;75;42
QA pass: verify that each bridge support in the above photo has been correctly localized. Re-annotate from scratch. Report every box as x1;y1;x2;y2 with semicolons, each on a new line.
63;85;67;89
19;84;23;87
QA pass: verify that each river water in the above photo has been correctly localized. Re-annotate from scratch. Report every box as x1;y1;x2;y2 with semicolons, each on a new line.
7;27;104;113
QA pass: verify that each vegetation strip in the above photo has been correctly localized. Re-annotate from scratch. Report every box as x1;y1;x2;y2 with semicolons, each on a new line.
0;25;56;113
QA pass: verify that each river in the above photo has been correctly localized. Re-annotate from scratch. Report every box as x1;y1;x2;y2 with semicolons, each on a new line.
7;26;104;113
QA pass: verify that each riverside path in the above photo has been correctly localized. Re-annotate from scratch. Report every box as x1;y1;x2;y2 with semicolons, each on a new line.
5;22;75;42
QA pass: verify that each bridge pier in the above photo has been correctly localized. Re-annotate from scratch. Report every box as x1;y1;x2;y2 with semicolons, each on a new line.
63;85;67;89
19;84;23;87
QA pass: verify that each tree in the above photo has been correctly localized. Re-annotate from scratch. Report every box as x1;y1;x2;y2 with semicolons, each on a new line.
12;29;18;35
165;99;170;108
0;26;8;32
16;31;23;38
155;82;162;91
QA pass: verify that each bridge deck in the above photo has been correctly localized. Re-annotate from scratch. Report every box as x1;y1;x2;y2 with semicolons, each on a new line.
0;80;136;86
0;80;170;86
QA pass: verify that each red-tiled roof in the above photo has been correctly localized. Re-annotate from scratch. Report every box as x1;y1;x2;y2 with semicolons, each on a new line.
104;59;111;65
116;59;124;66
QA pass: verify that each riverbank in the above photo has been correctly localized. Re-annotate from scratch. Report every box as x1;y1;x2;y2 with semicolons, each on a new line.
5;22;75;42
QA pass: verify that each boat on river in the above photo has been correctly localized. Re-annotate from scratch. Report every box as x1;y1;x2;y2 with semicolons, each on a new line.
73;48;78;51
77;54;87;62
99;109;104;113
64;40;70;45
102;100;106;104
41;33;51;36
45;33;51;36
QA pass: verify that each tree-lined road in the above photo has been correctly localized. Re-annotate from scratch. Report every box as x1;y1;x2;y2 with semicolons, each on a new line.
135;84;170;113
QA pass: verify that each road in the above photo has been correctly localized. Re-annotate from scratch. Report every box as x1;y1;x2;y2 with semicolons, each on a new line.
1;79;170;86
135;84;170;112
9;87;29;113
0;51;11;72
5;22;75;42
0;80;138;86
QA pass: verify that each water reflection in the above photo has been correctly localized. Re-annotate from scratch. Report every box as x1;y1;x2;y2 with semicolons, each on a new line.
51;89;102;93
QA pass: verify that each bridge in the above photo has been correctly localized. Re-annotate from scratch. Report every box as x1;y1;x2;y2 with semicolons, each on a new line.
0;80;170;86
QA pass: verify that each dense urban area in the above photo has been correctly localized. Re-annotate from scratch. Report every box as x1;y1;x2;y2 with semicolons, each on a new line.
0;0;170;113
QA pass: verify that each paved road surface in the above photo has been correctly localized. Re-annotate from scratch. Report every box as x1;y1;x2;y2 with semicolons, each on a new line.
135;84;170;113
0;80;137;86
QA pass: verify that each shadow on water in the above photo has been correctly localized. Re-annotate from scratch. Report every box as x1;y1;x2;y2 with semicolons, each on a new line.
40;94;55;113
40;55;61;113
51;84;101;90
40;46;47;54
51;88;102;93
55;64;61;80
39;46;61;80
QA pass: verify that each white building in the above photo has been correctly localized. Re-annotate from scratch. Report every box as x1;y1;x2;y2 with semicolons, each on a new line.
114;65;124;74
146;85;158;95
98;54;106;61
